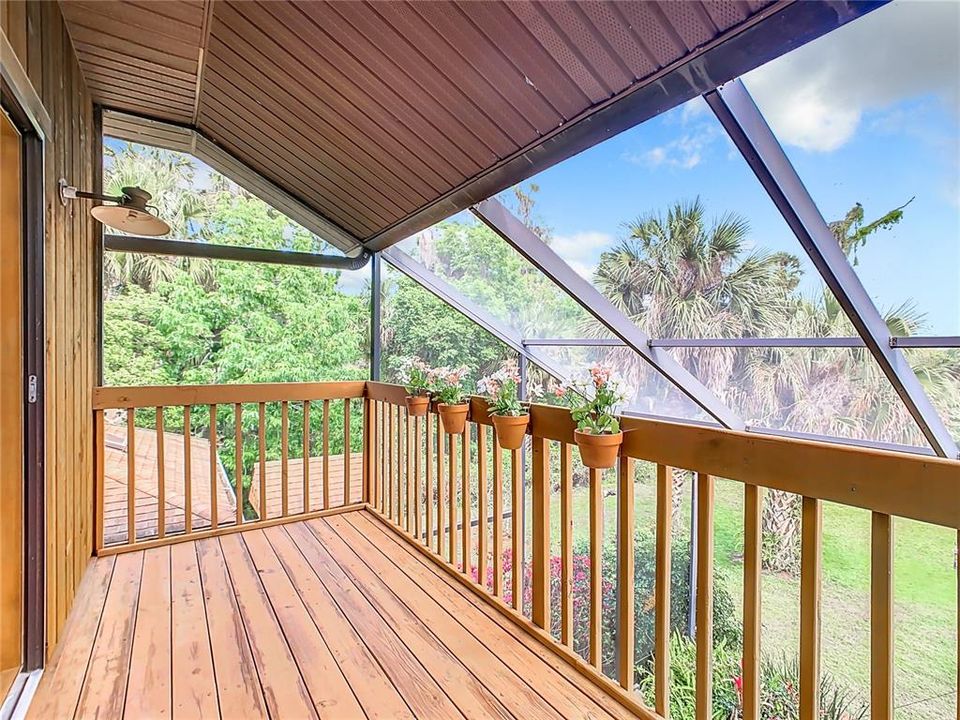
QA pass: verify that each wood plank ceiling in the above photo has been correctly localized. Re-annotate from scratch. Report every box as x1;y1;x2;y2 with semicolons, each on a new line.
62;0;789;251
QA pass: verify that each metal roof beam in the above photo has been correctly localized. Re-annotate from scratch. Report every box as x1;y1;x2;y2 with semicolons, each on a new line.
706;79;958;458
471;198;745;430
380;248;570;385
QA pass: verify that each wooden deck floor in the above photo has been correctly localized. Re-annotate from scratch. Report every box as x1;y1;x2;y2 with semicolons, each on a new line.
28;510;635;720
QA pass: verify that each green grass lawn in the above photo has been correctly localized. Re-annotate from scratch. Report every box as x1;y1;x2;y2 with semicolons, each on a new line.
516;469;957;719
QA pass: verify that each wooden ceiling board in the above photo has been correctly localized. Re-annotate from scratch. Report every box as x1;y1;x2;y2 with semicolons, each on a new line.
62;0;870;252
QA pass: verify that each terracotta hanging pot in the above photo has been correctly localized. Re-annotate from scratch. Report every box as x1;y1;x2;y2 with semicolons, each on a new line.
574;429;623;469
405;394;430;417
491;413;529;450
437;402;469;434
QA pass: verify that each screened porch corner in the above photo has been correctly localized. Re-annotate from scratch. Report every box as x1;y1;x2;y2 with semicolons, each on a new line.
28;379;960;720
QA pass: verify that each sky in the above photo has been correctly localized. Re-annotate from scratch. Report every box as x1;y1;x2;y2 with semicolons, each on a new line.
504;0;960;337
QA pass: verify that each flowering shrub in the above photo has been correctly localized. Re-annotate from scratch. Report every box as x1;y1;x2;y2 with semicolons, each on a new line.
555;363;628;434
400;357;432;397
430;365;470;405
478;360;526;416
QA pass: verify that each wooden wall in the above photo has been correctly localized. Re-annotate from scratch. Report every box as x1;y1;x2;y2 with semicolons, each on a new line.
1;1;98;659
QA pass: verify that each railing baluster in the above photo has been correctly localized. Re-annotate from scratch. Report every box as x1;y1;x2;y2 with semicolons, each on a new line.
462;425;471;577
379;402;385;512
183;407;192;535
363;399;370;504
449;434;458;566
436;414;444;555
95;409;105;552
258;403;267;521
209;404;218;529
477;426;487;588
156;407;165;538
281;402;289;517
531;436;549;629
589;467;602;668
303;401;311;514
511;447;522;612
743;484;762;720
414;415;422;541
870;511;893;720
560;443;573;647
234;403;243;527
387;403;394;521
396;406;403;525
696;472;714;720
800;496;822;720
127;408;136;543
655;464;671;715
492;433;503;598
406;410;413;532
617;456;634;689
425;411;433;547
332;398;339;508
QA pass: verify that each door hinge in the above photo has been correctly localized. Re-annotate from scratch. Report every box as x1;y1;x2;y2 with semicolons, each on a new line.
28;374;38;403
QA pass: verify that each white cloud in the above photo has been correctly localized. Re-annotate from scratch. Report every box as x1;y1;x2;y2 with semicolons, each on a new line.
744;1;959;152
622;124;720;170
549;231;613;279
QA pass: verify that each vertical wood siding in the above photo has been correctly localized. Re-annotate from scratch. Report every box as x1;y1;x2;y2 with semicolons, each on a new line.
2;0;98;660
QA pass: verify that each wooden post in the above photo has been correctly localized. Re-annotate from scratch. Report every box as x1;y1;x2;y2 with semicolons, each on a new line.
327;399;334;508
234;404;243;527
257;403;266;520
655;464;672;717
156;407;165;538
531;436;550;628
589;467;602;668
511;447;522;611
127;408;136;543
617;456;634;690
560;443;573;647
870;512;893;720
476;427;487;588
695;472;714;720
743;484;762;720
303;401;311;514
182;407;192;535
800;496;822;720
280;402;289;517
95;410;105;552
208;404;218;529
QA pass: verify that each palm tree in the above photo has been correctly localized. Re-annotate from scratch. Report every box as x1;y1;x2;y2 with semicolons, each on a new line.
102;143;213;293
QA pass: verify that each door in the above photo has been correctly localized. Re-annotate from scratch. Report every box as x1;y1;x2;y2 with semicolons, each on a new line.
0;106;24;698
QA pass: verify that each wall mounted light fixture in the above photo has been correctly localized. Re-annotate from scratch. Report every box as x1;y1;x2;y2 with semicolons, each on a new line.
58;179;170;236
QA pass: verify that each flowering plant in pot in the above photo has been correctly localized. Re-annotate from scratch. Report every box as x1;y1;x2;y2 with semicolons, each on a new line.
432;365;470;434
400;357;431;416
558;363;627;469
478;360;532;450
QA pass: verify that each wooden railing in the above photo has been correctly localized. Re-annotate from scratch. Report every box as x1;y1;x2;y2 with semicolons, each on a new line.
364;381;959;720
92;382;367;554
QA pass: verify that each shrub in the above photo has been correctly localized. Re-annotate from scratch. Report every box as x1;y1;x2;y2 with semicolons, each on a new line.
488;529;739;685
637;635;869;720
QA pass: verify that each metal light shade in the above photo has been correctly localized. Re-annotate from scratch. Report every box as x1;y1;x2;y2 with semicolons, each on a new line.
90;186;170;236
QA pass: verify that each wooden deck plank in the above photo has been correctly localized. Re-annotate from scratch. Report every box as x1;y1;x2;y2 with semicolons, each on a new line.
264;524;415;720
170;542;219;720
330;514;567;720
285;521;466;719
74;552;143;719
309;517;513;720
26;557;115;720
351;512;630;720
217;533;319;719
195;537;268;720
124;546;172;719
30;511;645;720
241;529;365;719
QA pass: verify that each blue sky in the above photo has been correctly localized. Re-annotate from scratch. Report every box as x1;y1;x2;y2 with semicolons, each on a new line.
504;1;959;336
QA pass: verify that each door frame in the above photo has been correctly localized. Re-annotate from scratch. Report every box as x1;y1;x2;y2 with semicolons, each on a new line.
2;77;46;673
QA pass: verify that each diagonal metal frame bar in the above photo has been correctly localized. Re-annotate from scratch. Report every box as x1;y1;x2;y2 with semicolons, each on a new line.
706;79;958;458
471;199;745;430
380;248;571;385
